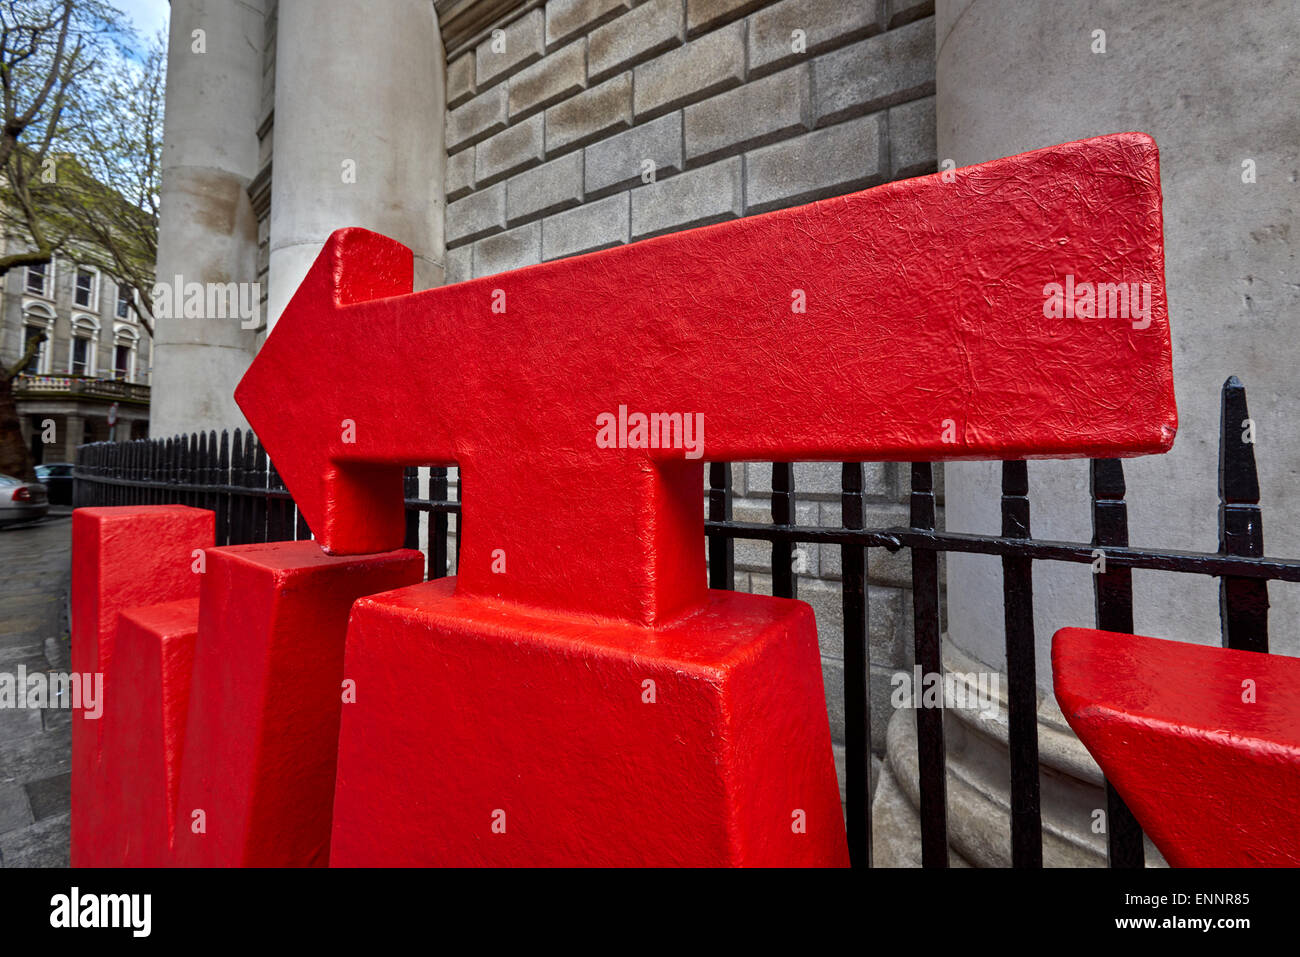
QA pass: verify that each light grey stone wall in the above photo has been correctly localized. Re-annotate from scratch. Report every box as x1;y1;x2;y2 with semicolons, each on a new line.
444;0;940;758
936;0;1300;691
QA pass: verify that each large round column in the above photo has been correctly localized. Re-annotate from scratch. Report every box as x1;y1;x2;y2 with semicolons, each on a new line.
151;0;266;436
267;0;446;331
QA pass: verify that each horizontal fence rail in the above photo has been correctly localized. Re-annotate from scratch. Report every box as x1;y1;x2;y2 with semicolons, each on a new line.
74;376;1300;868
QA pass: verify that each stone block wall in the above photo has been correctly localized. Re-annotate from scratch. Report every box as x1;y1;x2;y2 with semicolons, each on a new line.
443;0;940;764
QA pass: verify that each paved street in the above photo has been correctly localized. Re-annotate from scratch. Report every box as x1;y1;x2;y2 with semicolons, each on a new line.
0;510;73;867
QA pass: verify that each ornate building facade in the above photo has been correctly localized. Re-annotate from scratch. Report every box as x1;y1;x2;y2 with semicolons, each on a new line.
1;240;151;465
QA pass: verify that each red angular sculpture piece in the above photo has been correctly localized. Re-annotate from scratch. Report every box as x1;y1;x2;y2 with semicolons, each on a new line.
102;599;199;867
231;132;1177;866
70;506;213;867
1054;627;1300;867
172;541;423;866
69;508;422;867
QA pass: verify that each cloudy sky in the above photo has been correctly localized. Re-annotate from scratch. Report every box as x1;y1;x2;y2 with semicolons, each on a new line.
113;0;170;45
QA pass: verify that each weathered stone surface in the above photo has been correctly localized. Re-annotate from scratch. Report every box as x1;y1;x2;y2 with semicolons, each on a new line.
544;71;632;156
728;500;818;573
447;181;506;245
448;53;476;108
0;782;33;835
445;244;472;285
744;461;895;498
546;0;632;47
748;0;883;77
24;771;70;821
744;112;885;213
583;111;683;198
633;20;744;119
588;0;683;81
475;113;545;186
476;8;545;88
472;222;543;278
446;85;508;151
506;150;584;223
818;500;913;587
508;38;588;120
811;17;934;126
888;0;934;28
447;146;475;202
889;94;937;178
686;0;764;36
630;155;743;239
0;810;69;867
683;64;809;164
541;192;629;260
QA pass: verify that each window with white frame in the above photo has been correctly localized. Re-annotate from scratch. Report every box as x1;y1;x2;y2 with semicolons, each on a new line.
70;317;98;376
25;261;51;297
22;326;45;375
20;305;55;374
112;325;139;381
116;284;132;319
74;267;98;309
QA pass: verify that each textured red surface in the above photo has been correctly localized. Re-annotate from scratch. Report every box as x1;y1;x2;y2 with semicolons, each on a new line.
69;514;423;867
235;132;1176;627
331;579;849;866
171;541;423;867
99;599;199;866
69;506;213;867
1054;627;1300;866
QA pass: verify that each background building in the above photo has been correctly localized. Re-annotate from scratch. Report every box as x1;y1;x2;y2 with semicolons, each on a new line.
1;242;151;465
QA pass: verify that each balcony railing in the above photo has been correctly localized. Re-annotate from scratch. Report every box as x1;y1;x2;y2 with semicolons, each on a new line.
13;374;150;404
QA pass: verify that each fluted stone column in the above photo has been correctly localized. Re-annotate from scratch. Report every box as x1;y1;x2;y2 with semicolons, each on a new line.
267;0;446;331
152;0;266;436
874;0;1299;866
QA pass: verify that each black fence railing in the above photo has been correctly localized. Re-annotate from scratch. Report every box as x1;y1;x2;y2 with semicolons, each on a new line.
74;376;1300;868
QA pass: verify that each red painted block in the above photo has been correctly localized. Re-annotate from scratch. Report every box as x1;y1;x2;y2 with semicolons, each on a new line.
172;541;423;867
98;599;200;867
331;579;849;867
69;505;212;867
1053;627;1300;866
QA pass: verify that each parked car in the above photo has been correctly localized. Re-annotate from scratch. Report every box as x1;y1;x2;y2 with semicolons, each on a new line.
34;462;75;506
0;473;49;526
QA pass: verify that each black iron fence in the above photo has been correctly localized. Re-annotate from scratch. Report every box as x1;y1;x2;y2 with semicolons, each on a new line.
74;376;1300;869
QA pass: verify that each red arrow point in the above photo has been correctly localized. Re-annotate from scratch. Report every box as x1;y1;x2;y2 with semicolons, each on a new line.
235;229;414;553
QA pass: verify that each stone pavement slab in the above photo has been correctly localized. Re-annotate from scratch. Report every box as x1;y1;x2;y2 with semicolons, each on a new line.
0;514;73;868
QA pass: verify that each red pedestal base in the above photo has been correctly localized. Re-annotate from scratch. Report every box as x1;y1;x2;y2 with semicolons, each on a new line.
70;506;213;867
330;579;850;867
69;505;424;868
172;541;424;867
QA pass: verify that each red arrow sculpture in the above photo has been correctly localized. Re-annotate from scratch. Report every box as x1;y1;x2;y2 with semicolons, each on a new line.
236;132;1175;627
228;131;1176;865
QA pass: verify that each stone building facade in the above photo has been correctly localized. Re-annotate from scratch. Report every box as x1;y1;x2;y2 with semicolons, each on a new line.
1;241;151;465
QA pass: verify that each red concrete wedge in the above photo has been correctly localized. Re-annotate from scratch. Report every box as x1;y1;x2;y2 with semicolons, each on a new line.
1054;627;1300;866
